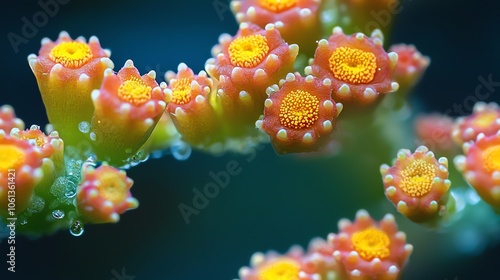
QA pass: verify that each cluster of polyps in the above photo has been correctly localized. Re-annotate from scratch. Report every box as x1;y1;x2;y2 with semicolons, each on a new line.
205;22;299;134
237;210;412;280
5;0;412;239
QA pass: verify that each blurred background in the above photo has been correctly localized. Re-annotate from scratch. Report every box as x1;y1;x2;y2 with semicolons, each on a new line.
1;0;499;279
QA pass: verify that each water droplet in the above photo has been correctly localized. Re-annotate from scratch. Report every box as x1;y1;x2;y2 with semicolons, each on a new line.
171;141;192;161
78;121;91;133
64;179;77;198
52;210;65;219
69;220;84;237
65;190;76;198
90;132;97;141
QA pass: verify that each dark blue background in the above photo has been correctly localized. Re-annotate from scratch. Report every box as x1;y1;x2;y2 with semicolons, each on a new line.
1;0;500;279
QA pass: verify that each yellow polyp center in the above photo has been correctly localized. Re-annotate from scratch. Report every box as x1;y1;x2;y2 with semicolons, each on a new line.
279;90;320;129
20;134;46;148
472;112;498;128
228;35;269;68
0;144;26;172
171;78;193;105
482;145;500;173
329;47;377;84
97;173;128;204
351;227;391;261
49;41;93;68
258;259;300;280
400;159;435;197
259;0;297;12
117;77;152;106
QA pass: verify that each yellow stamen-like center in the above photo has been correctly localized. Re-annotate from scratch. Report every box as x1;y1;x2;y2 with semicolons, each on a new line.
228;34;269;68
97;172;128;204
351;227;391;261
0;144;26;172
20;133;46;148
482;145;500;173
279;90;320;129
171;78;193;105
49;41;93;68
117;77;152;106
329;47;377;84
258;259;300;280
472;112;498;128
400;159;435;197
259;0;297;12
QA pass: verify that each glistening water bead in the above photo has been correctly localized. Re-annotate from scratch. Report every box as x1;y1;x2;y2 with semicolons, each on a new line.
69;220;84;236
52;210;65;219
78;121;91;133
170;140;192;161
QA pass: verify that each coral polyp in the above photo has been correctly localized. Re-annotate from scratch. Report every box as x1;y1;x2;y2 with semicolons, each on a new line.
164;63;219;147
380;146;454;224
27;31;114;148
306;27;398;106
328;210;413;279
0;131;44;216
0;105;25;133
388;44;430;94
90;60;166;166
230;0;323;55
454;131;500;212
76;163;138;224
414;114;458;156
239;253;303;280
257;72;342;154
452;102;500;145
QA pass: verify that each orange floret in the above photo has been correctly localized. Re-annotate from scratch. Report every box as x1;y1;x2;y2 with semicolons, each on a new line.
328;210;413;279
380;146;454;224
306;27;398;106
0;105;25;133
454;131;500;212
27;31;114;148
164;63;219;147
76;163;138;224
0;131;44;216
230;0;323;55
205;22;298;132
452;102;500;145
11;125;65;196
90;60;166;167
12;125;64;161
414;114;459;157
257;73;342;154
388;44;430;92
302;238;340;279
238;247;321;280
